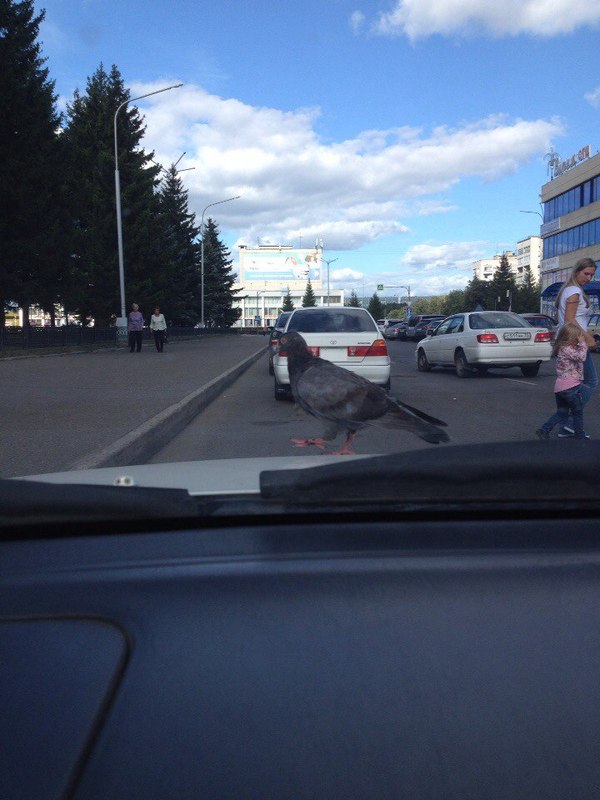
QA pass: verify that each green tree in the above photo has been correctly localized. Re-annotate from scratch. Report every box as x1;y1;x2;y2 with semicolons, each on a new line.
0;0;63;327
156;165;200;325
491;253;517;311
367;292;384;319
442;289;466;315
513;267;540;314
281;289;295;311
302;279;317;307
464;276;493;311
201;218;240;327
346;289;361;307
63;64;164;325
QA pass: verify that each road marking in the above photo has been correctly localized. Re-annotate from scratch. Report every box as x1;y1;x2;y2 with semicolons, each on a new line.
504;378;538;387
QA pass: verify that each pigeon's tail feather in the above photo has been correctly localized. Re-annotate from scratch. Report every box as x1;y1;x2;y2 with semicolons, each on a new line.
419;428;451;444
390;397;448;427
380;401;450;444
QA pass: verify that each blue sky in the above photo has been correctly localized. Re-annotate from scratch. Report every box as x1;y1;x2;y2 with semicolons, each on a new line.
37;0;600;297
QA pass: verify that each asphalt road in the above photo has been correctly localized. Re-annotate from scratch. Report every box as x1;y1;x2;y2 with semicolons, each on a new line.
150;340;600;462
1;335;267;478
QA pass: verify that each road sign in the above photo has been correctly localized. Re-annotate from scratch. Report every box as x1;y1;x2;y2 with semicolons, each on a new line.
377;284;384;291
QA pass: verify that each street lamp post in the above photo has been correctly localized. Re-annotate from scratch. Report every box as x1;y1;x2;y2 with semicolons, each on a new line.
322;258;338;306
200;196;241;327
519;209;543;220
114;82;183;330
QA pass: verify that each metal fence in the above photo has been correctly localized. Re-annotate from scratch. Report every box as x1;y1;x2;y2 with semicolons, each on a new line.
0;325;264;350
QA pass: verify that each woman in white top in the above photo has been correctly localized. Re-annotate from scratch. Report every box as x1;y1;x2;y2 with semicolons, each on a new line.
555;258;598;435
150;306;167;352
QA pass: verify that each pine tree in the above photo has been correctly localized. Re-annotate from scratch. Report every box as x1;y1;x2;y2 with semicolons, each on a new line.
346;290;361;307
62;64;164;325
156;166;200;325
514;267;540;314
302;279;317;307
367;293;384;320
0;0;62;327
491;253;517;311
281;289;295;311
201;218;240;327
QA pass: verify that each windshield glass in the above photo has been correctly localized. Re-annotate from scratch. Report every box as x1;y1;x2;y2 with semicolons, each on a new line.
468;313;531;329
287;309;378;333
3;0;600;508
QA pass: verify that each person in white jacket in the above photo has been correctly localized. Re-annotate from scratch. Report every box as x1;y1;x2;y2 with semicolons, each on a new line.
150;306;167;352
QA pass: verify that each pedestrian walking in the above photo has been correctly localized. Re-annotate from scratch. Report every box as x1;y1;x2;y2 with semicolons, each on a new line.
536;323;592;440
150;306;167;352
555;258;598;435
128;303;144;352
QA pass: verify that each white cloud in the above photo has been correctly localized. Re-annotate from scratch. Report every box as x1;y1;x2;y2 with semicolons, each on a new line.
396;241;488;294
374;0;600;39
350;10;366;35
584;87;600;108
135;82;562;251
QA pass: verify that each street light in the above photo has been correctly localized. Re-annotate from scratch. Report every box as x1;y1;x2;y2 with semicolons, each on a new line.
200;196;241;327
113;82;183;328
322;257;338;306
519;209;543;221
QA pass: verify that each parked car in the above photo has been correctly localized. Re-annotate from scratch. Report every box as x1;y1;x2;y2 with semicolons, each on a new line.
424;318;445;337
520;313;558;340
587;312;600;348
385;322;408;340
382;318;402;337
376;318;402;335
273;307;391;399
405;314;447;340
268;312;292;375
415;311;552;378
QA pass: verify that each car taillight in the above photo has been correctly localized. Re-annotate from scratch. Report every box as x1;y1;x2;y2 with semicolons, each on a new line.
477;333;499;343
278;349;287;357
534;331;551;342
347;339;388;357
308;346;320;356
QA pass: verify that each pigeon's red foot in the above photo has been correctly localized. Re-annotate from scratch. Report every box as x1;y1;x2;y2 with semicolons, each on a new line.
291;437;328;449
327;432;356;455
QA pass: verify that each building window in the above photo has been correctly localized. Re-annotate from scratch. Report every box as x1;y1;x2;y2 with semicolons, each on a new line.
543;217;600;259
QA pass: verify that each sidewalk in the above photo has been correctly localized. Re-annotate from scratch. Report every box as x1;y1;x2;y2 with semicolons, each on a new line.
1;335;267;478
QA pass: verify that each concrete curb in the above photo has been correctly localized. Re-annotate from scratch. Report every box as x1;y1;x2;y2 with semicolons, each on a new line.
70;346;267;471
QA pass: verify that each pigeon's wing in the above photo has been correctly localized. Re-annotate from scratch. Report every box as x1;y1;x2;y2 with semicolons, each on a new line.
294;359;389;425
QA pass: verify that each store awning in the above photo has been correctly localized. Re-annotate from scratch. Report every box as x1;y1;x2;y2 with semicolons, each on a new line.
541;281;600;299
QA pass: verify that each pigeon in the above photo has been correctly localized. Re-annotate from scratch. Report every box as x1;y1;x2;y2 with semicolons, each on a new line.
281;330;449;454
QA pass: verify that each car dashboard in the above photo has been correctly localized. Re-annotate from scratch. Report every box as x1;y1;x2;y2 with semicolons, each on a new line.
3;503;600;799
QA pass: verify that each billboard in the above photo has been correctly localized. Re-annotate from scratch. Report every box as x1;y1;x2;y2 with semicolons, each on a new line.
239;247;322;287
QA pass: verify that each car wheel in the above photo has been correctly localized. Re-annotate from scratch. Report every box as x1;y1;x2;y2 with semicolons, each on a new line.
520;363;540;378
274;377;290;401
268;358;274;376
382;378;391;393
455;349;472;378
417;349;432;372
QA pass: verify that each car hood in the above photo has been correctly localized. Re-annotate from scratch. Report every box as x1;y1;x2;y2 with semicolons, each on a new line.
17;455;375;496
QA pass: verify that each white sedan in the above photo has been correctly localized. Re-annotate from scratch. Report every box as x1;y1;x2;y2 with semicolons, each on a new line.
415;311;552;378
273;307;391;399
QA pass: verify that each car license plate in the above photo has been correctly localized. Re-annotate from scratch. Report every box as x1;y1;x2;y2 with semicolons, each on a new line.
503;331;531;341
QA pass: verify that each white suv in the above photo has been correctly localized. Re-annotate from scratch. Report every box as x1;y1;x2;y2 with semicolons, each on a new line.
273;307;391;400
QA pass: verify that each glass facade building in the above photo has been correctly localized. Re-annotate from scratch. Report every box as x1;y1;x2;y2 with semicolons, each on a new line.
539;150;600;315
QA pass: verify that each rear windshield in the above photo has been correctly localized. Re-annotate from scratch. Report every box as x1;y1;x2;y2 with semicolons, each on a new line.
287;309;378;333
275;313;291;328
469;312;530;330
523;316;550;328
